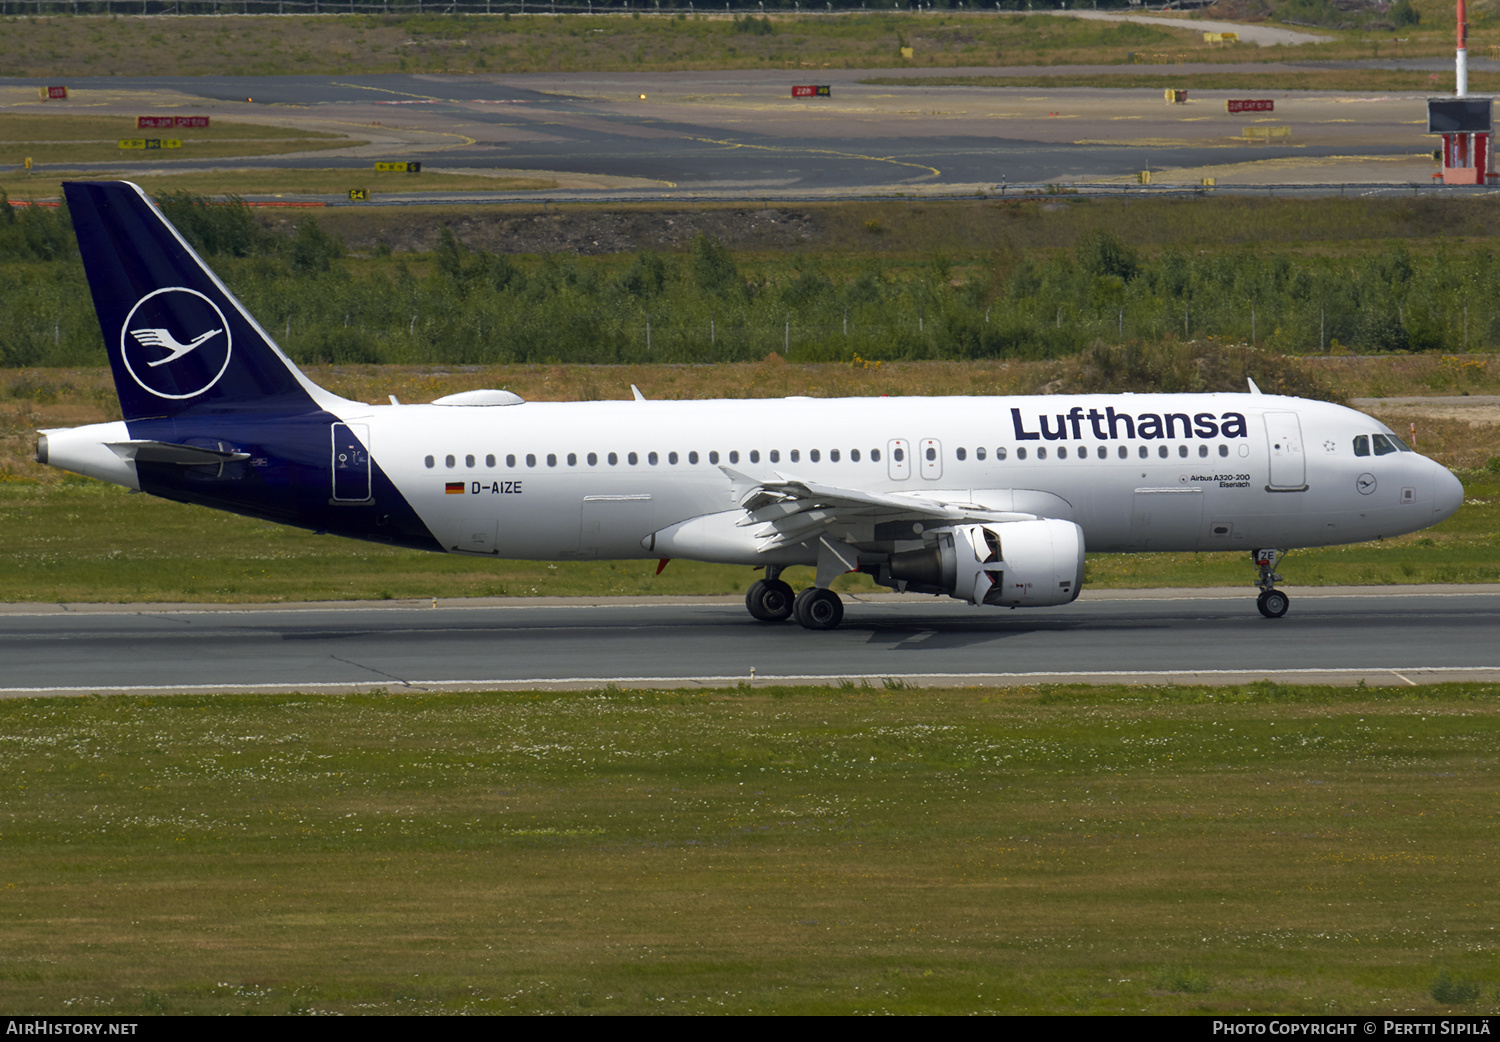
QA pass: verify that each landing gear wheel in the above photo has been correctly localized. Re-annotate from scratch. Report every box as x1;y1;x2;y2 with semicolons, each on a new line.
1256;589;1290;619
793;587;844;631
745;578;795;622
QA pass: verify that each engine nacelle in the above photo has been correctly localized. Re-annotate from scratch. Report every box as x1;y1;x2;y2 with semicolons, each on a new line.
882;519;1085;607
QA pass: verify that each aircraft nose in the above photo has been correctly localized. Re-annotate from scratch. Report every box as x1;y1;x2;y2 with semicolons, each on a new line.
1433;465;1465;523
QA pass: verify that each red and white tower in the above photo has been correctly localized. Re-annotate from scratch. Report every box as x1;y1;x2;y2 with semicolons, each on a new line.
1429;0;1492;183
1457;0;1469;97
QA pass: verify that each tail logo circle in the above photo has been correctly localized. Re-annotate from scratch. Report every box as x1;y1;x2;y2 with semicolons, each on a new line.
120;287;233;400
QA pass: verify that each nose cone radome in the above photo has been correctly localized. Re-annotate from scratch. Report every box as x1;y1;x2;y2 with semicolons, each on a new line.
1434;465;1465;524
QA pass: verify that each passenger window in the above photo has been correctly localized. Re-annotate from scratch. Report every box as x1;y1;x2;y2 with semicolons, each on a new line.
1058;447;1067;460
730;451;740;464
486;454;495;468
546;454;556;467
588;452;598;466
955;447;966;461
688;451;698;464
789;450;799;463
925;446;936;462
1198;445;1208;458
976;447;985;461
893;447;904;462
1038;447;1047;460
1373;434;1397;456
1353;435;1370;457
526;454;537;467
830;449;840;462
749;450;760;463
668;452;678;465
466;454;475;468
1179;445;1189;458
996;447;1007;461
1016;447;1026;460
567;453;577;466
608;452;618;465
1158;446;1168;459
445;454;456;468
709;451;719;464
1117;446;1127;459
1218;445;1229;457
506;454;516;468
1138;446;1148;459
810;449;820;462
628;452;638;465
648;452;658;465
1097;446;1107;459
769;450;780;463
424;455;434;468
871;449;880;462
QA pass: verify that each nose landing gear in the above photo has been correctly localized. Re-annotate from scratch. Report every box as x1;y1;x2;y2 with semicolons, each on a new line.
1253;548;1289;618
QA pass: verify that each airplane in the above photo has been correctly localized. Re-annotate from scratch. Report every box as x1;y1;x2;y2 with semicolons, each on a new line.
37;181;1465;629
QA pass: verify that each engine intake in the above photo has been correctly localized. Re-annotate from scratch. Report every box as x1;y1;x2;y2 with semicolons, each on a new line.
882;519;1085;607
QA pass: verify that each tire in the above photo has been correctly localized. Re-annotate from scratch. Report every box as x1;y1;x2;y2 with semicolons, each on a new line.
1257;589;1290;618
746;579;794;622
794;587;844;630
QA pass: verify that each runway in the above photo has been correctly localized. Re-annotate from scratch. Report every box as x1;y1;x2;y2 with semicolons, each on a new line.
3;587;1497;695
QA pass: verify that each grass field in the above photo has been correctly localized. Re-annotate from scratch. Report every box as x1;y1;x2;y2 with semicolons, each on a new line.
0;2;1480;79
0;113;362;169
1;681;1497;1015
4;169;560;202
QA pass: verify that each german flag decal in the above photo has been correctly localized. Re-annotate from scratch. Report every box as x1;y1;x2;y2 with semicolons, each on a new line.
445;482;465;495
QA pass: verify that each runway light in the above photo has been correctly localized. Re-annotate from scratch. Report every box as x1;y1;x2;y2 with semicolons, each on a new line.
640;93;647;100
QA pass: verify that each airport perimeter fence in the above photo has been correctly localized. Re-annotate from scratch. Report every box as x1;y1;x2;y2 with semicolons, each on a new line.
0;0;1123;14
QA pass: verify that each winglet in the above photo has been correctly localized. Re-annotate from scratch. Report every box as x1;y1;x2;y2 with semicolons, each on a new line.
1247;377;1263;395
631;384;647;401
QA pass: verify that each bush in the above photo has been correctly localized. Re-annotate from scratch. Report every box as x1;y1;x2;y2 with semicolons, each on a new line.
1431;970;1480;1005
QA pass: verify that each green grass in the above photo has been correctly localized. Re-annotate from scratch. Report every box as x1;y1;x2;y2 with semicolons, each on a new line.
0;114;361;169
1;681;1497;1014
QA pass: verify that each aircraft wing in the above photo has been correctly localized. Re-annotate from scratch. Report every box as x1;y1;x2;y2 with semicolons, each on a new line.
723;468;1038;551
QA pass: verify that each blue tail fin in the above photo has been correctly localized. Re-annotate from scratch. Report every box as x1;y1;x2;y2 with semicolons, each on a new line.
64;181;347;422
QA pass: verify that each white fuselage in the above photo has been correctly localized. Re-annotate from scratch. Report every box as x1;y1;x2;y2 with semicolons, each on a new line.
323;391;1461;563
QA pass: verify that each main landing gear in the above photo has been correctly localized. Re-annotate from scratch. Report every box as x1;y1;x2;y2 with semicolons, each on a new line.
1253;548;1290;619
745;568;844;630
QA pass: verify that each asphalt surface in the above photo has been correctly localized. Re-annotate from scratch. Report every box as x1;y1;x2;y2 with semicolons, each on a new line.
3;587;1497;695
3;63;1476;195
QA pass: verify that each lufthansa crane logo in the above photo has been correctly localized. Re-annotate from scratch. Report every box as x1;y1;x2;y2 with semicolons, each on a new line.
120;287;233;400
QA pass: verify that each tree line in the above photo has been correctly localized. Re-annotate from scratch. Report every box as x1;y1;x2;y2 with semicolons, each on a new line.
2;191;1495;371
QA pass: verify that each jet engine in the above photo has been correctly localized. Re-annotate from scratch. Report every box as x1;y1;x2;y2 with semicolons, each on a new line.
875;519;1085;607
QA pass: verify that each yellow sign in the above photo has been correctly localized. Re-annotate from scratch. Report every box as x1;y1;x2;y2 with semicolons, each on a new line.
1243;125;1291;142
374;161;421;173
348;188;369;201
1138;170;1153;185
1201;177;1217;187
900;46;913;59
118;139;182;150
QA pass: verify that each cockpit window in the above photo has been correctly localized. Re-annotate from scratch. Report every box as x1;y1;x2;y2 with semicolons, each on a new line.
1353;435;1370;457
1388;434;1413;452
1372;434;1398;456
